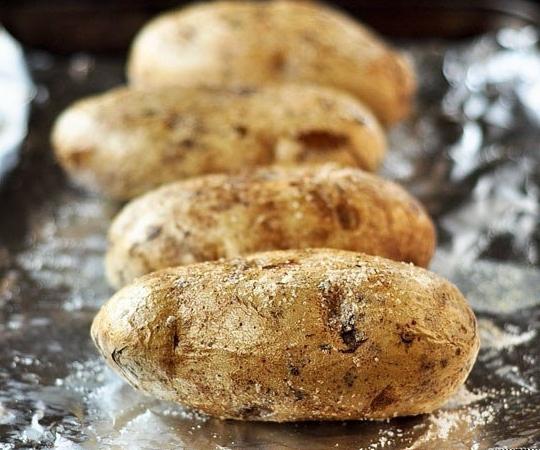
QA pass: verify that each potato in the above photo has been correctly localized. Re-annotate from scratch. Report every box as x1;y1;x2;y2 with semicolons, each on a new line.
106;164;436;288
92;248;480;421
127;0;415;126
51;84;385;200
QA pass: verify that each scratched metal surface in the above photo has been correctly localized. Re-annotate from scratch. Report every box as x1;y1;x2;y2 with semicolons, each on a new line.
0;27;539;449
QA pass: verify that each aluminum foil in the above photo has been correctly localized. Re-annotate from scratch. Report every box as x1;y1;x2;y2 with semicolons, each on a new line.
0;27;539;449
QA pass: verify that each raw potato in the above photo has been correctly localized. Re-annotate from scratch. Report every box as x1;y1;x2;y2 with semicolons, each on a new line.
92;249;480;421
128;0;416;126
51;84;385;200
106;165;436;288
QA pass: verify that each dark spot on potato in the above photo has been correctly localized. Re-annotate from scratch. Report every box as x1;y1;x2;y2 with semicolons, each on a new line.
173;332;180;350
232;86;258;96
145;225;162;241
455;348;462;356
335;202;360;230
344;369;357;387
420;357;436;371
290;387;306;401
440;359;448;368
319;344;332;353
370;385;396;410
437;291;450;307
269;308;284;320
180;138;195;148
261;199;277;210
163;112;182;129
400;330;415;344
320;283;367;353
234;125;248;137
141;107;157;117
66;148;91;168
237;405;273;419
288;365;300;376
301;32;317;44
296;130;349;152
340;323;368;353
256;134;277;163
270;51;286;73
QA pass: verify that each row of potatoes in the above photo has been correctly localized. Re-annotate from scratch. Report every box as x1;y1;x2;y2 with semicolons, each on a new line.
52;1;479;422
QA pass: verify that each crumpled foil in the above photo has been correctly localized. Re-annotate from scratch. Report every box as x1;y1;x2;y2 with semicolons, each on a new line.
0;27;539;449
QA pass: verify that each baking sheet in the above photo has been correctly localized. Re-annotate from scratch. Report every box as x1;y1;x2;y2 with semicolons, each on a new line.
0;27;539;449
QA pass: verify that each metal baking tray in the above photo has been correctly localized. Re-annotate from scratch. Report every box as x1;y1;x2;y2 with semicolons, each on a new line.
0;2;539;448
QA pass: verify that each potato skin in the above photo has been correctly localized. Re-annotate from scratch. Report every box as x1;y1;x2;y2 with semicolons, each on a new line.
51;84;385;200
128;0;415;126
106;165;436;288
92;249;479;422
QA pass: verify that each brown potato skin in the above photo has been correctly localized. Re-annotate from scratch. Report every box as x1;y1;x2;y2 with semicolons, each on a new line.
128;0;416;126
106;165;436;288
92;249;480;422
51;84;385;200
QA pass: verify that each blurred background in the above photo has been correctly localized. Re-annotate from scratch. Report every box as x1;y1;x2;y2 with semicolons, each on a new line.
2;0;540;52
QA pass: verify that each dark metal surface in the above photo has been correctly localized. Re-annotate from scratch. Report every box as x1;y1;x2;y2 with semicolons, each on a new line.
2;0;540;52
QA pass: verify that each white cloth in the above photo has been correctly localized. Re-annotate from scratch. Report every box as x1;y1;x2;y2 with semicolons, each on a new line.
0;27;33;183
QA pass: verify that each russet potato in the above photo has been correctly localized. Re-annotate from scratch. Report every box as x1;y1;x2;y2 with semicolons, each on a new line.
92;249;479;421
105;165;436;288
52;84;385;200
128;0;416;126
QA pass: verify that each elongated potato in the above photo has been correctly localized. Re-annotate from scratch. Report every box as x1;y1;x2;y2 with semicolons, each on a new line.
106;165;435;288
52;84;385;200
128;0;415;126
92;249;479;421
